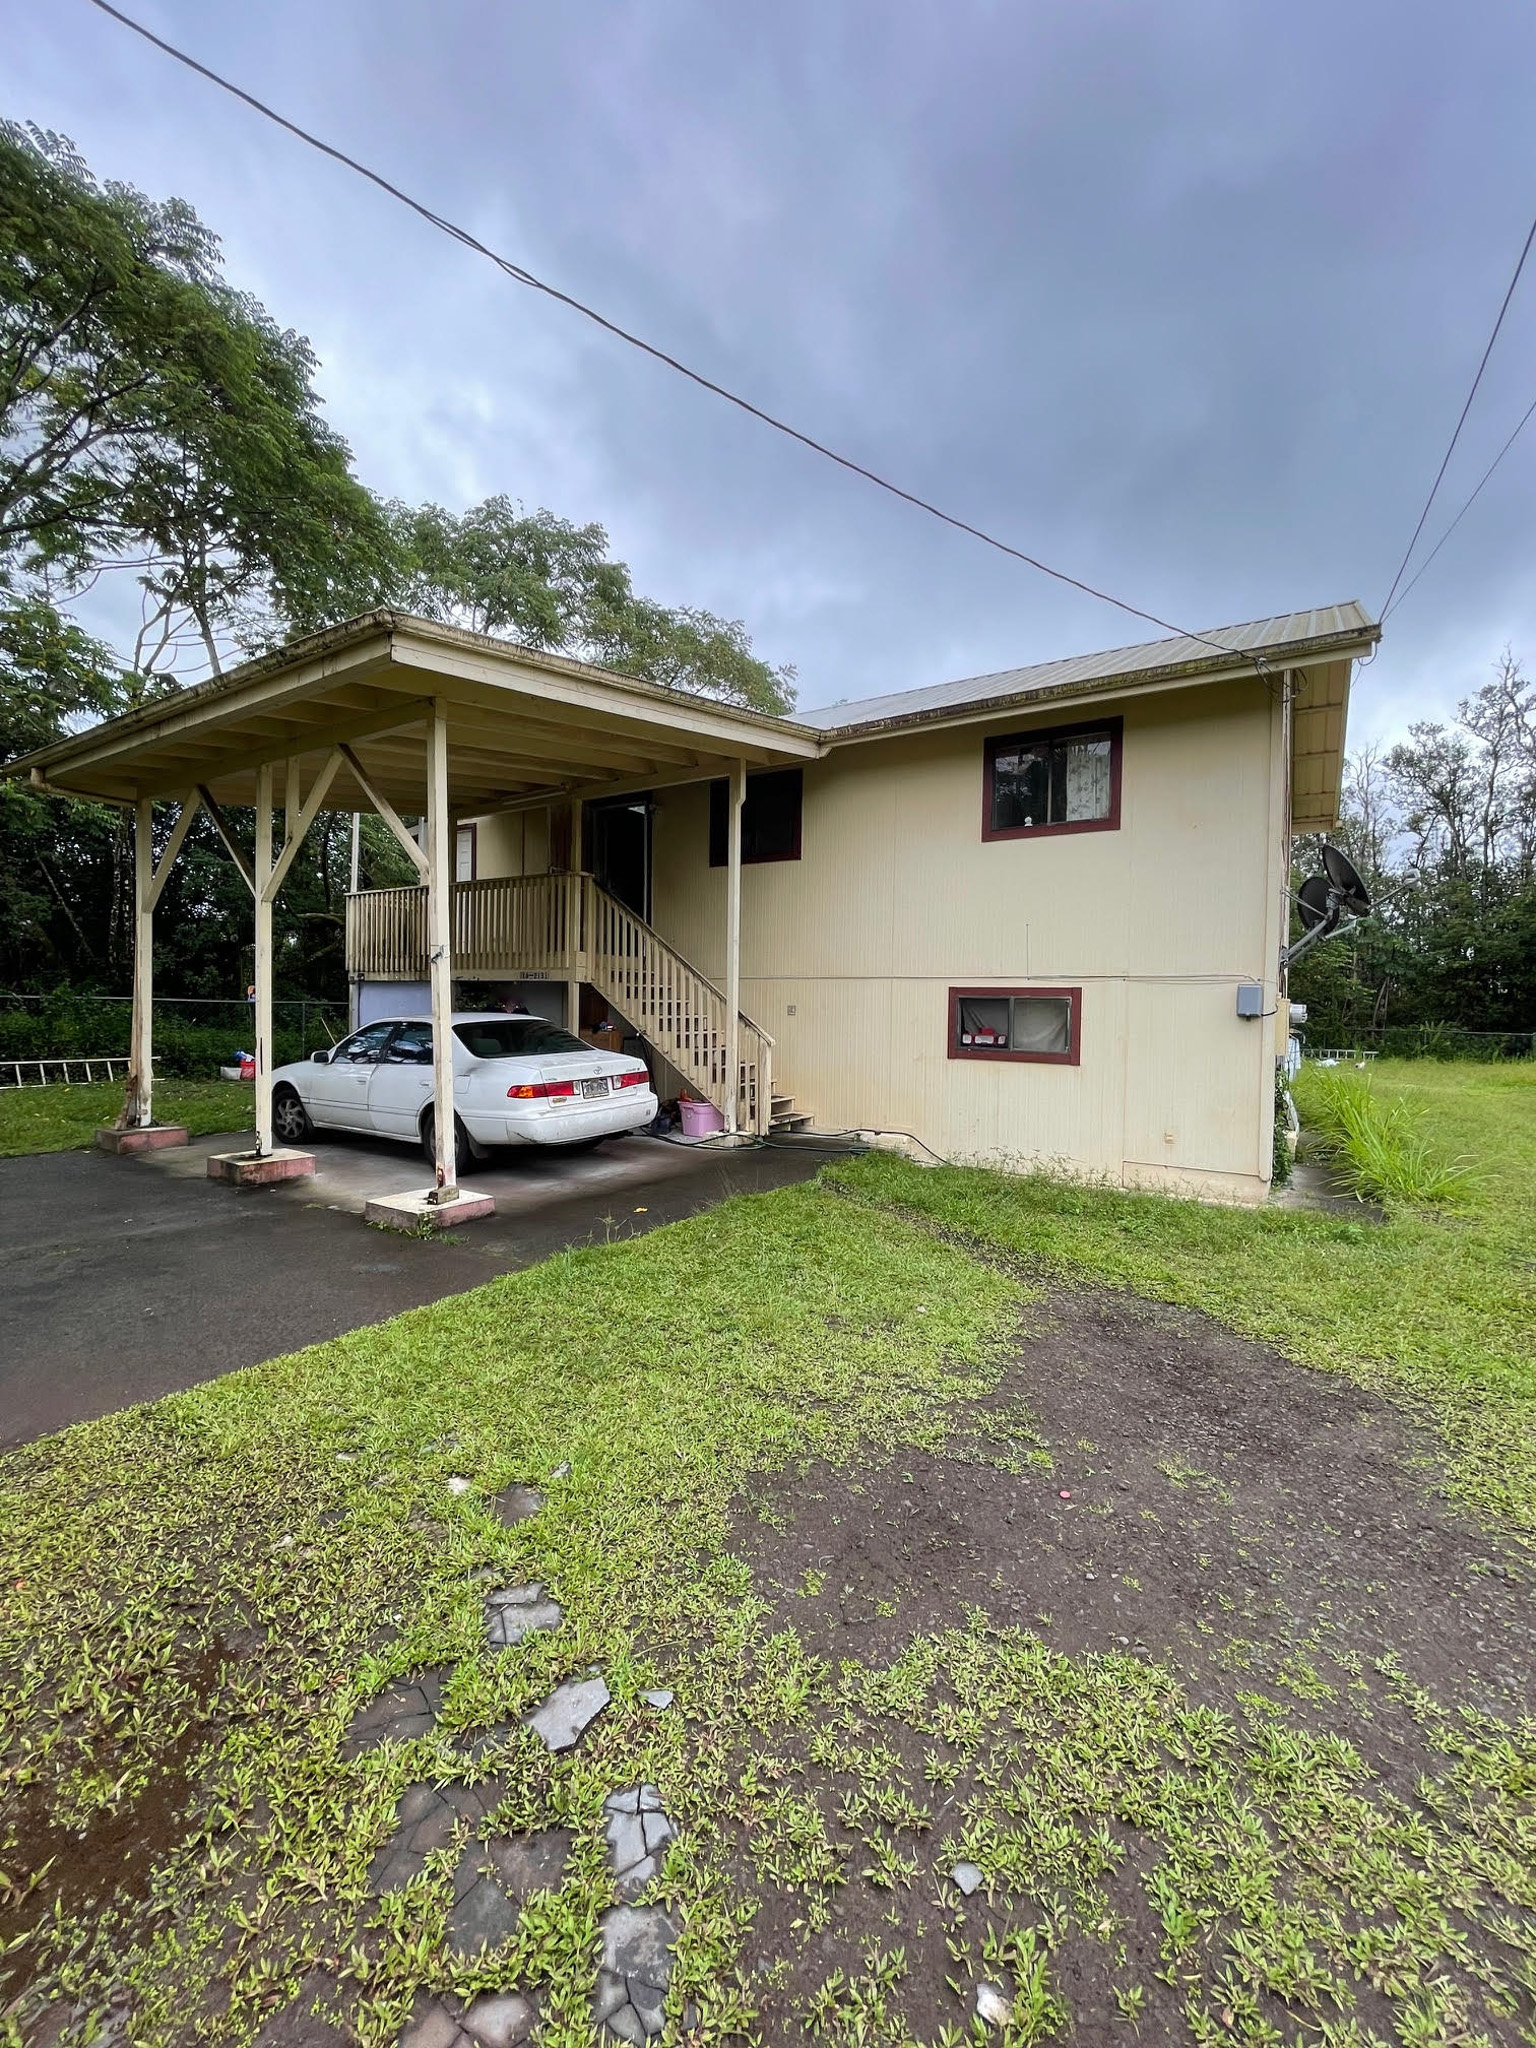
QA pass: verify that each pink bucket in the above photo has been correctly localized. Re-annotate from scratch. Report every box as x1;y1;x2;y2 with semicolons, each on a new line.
677;1098;726;1138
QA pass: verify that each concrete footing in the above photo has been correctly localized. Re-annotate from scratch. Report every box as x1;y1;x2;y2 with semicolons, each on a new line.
206;1147;316;1186
364;1185;496;1232
95;1124;189;1155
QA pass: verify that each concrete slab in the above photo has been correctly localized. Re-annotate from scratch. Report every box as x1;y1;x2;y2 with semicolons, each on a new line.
207;1147;316;1186
0;1132;846;1448
364;1185;495;1231
94;1124;188;1155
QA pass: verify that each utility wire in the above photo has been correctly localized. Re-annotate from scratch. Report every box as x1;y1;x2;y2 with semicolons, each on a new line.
1382;391;1536;621
86;0;1249;661
1378;207;1536;619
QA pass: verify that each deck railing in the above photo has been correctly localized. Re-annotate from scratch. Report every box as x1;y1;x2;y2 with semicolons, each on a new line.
345;874;773;1132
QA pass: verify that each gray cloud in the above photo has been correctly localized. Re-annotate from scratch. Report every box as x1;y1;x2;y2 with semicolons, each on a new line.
6;0;1536;742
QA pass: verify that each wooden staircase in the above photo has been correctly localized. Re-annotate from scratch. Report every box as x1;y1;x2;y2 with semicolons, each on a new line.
347;872;808;1139
770;1092;812;1134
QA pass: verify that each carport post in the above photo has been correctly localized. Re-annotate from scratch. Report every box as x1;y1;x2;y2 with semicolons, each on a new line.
127;797;154;1127
252;760;275;1156
724;757;745;1133
425;701;456;1198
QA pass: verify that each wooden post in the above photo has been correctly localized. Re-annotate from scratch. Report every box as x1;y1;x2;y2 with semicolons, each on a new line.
566;796;584;1035
127;797;154;1128
724;758;745;1133
425;702;457;1199
253;761;275;1156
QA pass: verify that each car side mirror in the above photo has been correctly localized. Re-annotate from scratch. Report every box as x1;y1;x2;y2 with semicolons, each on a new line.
311;1049;332;1065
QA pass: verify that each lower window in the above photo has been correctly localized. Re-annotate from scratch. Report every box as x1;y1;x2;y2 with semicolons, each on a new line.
949;987;1081;1065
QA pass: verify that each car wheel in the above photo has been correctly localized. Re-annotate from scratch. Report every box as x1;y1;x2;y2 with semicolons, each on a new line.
272;1084;313;1145
420;1107;473;1179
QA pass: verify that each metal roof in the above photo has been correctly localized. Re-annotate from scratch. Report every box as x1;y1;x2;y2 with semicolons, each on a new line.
802;603;1379;736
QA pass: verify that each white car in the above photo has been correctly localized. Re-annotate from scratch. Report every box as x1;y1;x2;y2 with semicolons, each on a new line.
271;1012;657;1171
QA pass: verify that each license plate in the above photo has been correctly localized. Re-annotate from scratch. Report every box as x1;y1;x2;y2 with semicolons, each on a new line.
580;1077;609;1099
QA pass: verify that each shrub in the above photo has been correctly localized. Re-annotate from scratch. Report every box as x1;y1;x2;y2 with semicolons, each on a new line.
0;993;342;1077
1295;1066;1473;1209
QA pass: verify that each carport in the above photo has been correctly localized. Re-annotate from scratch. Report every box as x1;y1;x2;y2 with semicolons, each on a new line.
7;611;820;1219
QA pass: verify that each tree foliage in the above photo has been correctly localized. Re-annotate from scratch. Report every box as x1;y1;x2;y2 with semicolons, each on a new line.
383;495;795;713
1291;651;1536;1042
1;121;394;682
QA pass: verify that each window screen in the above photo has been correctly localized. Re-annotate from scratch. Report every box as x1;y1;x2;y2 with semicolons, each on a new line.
985;722;1120;836
950;990;1079;1063
709;769;803;865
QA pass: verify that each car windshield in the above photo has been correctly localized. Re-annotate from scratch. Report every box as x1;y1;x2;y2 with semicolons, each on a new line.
452;1018;592;1059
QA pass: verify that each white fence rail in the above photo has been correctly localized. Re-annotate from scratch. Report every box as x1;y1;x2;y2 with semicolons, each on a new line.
2;1056;135;1089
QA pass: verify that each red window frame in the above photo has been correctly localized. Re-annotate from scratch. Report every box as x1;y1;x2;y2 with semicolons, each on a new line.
948;986;1082;1066
982;717;1123;841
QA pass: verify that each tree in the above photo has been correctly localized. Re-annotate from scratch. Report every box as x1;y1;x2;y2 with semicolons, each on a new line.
385;496;795;714
1;120;394;684
1290;651;1536;1040
0;590;130;984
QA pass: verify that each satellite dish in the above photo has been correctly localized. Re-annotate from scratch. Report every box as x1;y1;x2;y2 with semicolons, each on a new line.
1296;874;1334;932
1321;843;1371;917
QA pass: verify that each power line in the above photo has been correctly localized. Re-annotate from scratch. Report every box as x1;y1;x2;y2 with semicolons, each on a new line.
84;0;1249;660
1378;207;1536;619
1383;391;1536;621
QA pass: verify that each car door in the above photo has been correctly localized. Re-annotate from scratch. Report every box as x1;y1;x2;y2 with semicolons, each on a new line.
307;1020;398;1130
367;1018;435;1140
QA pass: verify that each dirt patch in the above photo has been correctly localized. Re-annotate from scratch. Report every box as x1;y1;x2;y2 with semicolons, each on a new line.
726;1281;1536;2044
0;1639;228;2009
737;1281;1532;1737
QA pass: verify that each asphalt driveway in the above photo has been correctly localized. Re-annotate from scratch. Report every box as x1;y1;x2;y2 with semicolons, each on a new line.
0;1128;839;1449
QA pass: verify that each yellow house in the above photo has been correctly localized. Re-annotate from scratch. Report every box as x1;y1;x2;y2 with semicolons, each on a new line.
9;601;1376;1208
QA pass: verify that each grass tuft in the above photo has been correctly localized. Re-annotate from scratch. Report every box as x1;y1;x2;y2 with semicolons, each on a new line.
1295;1065;1474;1209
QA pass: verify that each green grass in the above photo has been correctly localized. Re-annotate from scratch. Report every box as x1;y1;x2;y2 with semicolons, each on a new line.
0;1079;253;1156
1;1063;1533;2045
825;1060;1536;1533
1294;1063;1474;1208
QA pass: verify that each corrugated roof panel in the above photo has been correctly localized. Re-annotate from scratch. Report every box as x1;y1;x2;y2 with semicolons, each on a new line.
802;602;1377;733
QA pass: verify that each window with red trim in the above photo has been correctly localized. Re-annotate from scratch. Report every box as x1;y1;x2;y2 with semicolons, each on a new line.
949;987;1082;1065
983;719;1121;839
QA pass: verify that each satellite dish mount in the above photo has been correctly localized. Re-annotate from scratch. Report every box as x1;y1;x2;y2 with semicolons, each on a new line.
1283;843;1372;969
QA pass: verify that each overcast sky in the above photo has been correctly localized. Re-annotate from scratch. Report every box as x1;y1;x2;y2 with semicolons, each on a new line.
6;0;1536;742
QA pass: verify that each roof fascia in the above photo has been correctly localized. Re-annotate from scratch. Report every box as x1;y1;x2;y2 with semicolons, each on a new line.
385;624;822;760
815;629;1378;748
6;630;396;787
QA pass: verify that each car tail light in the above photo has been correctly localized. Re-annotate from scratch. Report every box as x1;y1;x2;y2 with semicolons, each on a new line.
614;1069;649;1089
507;1079;576;1099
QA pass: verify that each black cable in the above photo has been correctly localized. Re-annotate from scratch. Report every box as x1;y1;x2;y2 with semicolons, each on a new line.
84;0;1250;662
1382;391;1536;621
1379;208;1536;619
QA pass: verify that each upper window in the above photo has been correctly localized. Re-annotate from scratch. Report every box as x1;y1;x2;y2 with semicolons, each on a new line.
709;769;803;866
983;718;1122;840
949;987;1081;1065
456;823;478;882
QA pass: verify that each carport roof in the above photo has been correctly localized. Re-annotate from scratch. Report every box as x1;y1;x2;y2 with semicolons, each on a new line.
6;600;1377;829
4;610;822;812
